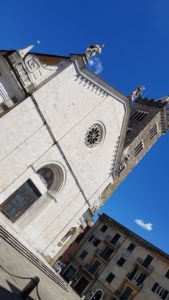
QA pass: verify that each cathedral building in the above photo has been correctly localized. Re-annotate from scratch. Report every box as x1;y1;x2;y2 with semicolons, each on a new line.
0;45;168;264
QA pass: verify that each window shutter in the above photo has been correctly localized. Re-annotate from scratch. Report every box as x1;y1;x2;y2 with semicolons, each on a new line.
152;282;158;292
162;290;169;300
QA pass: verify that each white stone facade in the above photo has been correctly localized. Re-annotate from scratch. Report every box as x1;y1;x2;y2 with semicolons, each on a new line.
0;48;129;260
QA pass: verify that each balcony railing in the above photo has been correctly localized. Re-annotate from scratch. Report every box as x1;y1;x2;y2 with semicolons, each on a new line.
104;235;121;249
83;264;99;279
136;257;153;273
95;249;112;262
126;273;143;290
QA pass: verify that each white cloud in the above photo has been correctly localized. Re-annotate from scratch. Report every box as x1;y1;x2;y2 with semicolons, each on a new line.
88;57;103;75
135;219;153;231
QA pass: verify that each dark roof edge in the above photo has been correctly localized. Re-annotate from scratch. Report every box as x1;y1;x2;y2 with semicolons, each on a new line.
100;213;169;261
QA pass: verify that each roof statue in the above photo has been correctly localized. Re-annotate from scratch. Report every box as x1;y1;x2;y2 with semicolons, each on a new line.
129;86;145;101
85;44;104;61
18;40;40;58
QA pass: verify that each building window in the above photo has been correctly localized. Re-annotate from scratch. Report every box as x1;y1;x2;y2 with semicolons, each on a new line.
79;250;88;260
63;265;77;282
143;255;153;267
92;238;101;247
132;270;146;285
127;243;136;252
152;282;169;299
90;289;103;300
133;140;144;156
85;123;105;148
111;233;121;245
106;272;115;283
120;287;133;300
0;179;41;222
117;257;126;267
88;234;95;242
130;110;147;122
89;260;101;274
165;269;169;279
149;124;158;139
74;276;89;295
100;225;108;232
101;247;114;261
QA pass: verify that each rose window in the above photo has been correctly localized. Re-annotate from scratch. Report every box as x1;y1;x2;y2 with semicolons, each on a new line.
85;123;104;148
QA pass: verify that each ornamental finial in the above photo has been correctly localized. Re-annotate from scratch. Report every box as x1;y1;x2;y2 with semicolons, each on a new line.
85;44;104;61
18;40;40;58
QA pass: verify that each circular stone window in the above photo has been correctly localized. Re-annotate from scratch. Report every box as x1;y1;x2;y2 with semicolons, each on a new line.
85;123;104;148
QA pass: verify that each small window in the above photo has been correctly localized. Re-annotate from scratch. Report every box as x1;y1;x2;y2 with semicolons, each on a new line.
111;233;121;245
92;238;101;247
117;257;126;267
79;250;88;260
134;141;144;156
100;225;108;233
106;272;115;283
130;110;147;122
127;243;136;252
0;179;41;222
143;255;153;267
165;269;169;279
88;234;94;242
149;124;158;139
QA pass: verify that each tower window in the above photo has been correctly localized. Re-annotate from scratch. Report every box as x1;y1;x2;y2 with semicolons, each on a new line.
149;124;158;139
0;179;41;222
130;110;147;122
134;141;144;156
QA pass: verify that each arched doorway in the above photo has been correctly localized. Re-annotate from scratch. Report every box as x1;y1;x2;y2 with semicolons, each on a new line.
90;289;103;300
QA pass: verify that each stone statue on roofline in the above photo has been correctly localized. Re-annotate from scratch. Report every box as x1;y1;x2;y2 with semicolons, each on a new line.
85;44;104;61
129;86;145;102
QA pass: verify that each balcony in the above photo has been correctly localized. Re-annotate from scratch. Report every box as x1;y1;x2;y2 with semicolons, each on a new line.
83;264;99;279
95;249;112;263
112;291;121;300
136;257;153;274
125;273;143;291
104;235;121;249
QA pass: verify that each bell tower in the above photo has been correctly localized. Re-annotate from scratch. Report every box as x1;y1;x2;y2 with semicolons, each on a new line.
101;95;169;202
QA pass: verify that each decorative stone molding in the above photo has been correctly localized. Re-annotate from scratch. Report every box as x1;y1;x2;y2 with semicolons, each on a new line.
90;198;102;215
8;51;60;92
0;82;14;108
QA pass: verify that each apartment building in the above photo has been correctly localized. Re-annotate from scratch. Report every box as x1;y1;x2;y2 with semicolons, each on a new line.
62;214;169;300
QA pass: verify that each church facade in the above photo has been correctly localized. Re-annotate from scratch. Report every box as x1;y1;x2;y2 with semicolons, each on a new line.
0;46;168;263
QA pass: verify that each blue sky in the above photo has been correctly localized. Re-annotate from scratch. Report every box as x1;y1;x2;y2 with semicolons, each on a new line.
1;0;169;253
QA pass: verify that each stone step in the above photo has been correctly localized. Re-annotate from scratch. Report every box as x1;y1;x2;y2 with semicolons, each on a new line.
0;226;68;291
